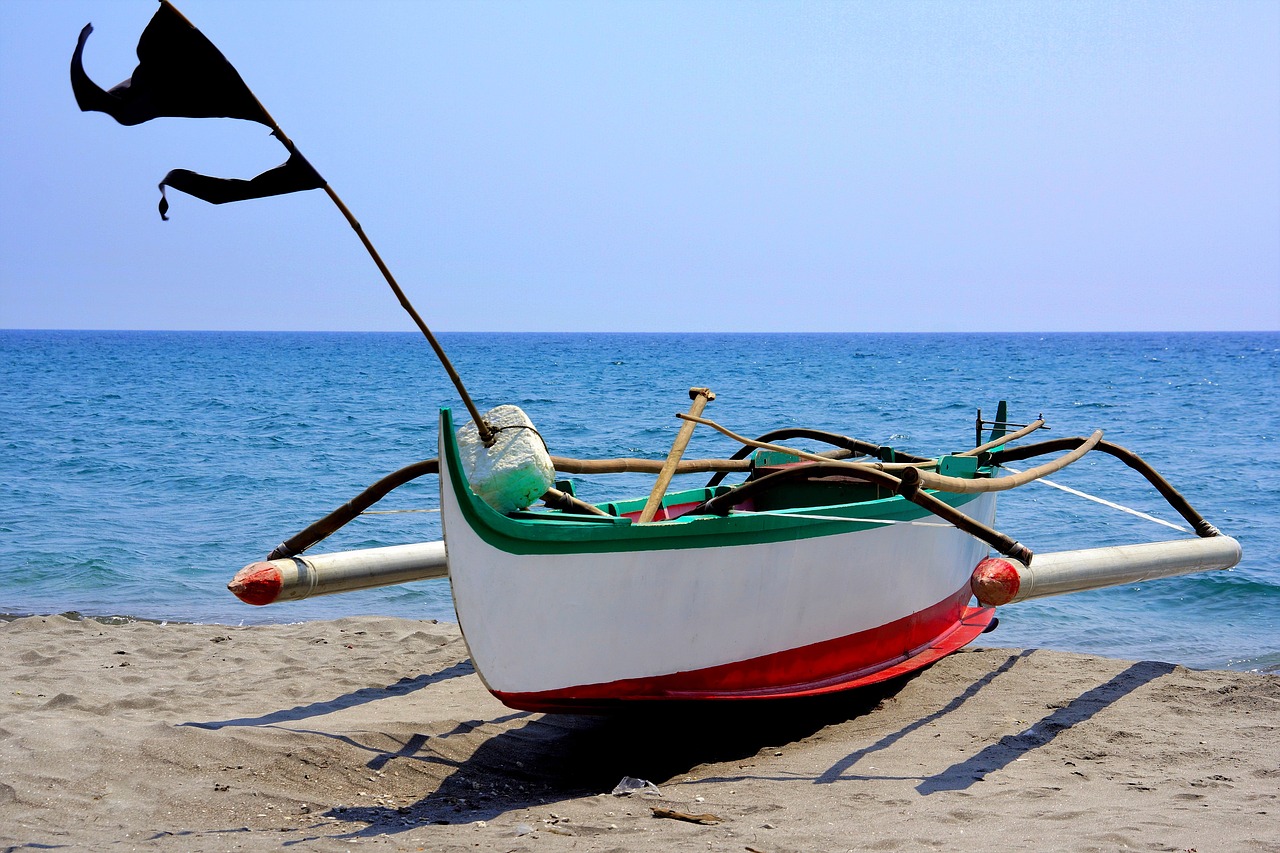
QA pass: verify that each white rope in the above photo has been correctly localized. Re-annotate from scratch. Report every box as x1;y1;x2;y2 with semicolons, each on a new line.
1001;465;1189;533
732;509;952;527
359;508;440;515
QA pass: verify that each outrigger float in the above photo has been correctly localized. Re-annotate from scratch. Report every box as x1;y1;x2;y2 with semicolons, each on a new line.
73;2;1241;714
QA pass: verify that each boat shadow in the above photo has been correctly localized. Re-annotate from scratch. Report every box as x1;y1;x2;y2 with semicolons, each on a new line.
913;657;1176;794
180;660;476;730
312;650;1177;839
317;674;908;836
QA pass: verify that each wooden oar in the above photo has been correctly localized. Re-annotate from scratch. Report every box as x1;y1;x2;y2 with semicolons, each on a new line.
638;388;714;523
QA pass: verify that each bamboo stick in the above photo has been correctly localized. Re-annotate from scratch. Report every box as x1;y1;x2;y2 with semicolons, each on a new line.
638;388;714;523
159;0;495;444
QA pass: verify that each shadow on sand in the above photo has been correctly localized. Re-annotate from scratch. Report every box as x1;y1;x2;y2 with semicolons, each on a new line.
180;659;476;730
306;668;914;838
178;649;1178;842
915;658;1176;793
305;650;1177;840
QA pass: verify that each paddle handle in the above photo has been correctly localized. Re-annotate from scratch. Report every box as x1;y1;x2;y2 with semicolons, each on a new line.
638;388;714;523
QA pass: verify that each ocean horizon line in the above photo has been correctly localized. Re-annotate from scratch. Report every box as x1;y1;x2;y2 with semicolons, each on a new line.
5;328;1277;337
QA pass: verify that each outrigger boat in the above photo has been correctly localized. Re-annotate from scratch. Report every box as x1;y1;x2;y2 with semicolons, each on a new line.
229;397;1241;713
74;2;1242;713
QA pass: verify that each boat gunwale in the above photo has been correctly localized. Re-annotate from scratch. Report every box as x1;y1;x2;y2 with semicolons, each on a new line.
439;408;993;556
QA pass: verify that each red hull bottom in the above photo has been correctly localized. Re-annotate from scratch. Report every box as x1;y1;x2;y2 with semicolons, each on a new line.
494;588;995;713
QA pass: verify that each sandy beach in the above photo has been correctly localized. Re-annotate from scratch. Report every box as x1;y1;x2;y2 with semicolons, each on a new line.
1;614;1275;852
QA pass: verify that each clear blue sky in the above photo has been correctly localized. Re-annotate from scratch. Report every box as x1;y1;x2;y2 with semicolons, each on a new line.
2;0;1277;332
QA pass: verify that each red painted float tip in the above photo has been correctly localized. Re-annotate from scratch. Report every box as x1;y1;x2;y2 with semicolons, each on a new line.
227;562;283;606
970;557;1022;607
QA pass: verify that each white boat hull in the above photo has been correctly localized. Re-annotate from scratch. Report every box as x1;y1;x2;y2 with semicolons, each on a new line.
439;413;998;710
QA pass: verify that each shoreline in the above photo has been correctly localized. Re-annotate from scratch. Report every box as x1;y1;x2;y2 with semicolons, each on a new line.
4;607;1277;676
2;614;1276;851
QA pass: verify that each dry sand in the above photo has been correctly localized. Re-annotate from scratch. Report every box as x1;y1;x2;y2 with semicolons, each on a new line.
1;614;1276;852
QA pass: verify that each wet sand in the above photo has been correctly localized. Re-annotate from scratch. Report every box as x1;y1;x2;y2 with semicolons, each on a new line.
1;614;1276;851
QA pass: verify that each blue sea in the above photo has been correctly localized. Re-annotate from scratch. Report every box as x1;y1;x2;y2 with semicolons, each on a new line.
2;330;1277;672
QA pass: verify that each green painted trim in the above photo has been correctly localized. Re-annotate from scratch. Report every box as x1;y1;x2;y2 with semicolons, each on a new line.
600;484;731;518
753;448;802;466
991;400;1009;443
938;455;980;478
441;409;989;557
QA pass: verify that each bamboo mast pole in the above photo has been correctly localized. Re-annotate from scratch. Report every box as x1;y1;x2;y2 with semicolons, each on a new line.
286;128;493;444
164;1;494;444
313;180;493;444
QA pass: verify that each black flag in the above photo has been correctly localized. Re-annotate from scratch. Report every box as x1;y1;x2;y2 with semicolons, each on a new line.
71;1;269;126
72;0;325;217
158;149;325;220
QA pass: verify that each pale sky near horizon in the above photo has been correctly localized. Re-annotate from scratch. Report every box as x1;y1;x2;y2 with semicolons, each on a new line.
1;0;1277;333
